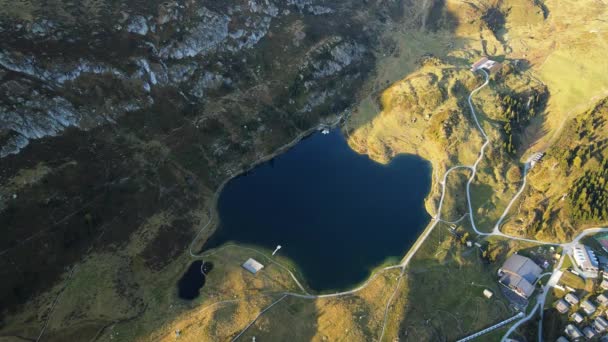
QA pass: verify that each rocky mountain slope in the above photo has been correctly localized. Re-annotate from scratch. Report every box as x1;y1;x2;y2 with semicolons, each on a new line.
348;0;608;240
0;0;412;338
2;0;608;340
0;0;374;158
507;98;608;241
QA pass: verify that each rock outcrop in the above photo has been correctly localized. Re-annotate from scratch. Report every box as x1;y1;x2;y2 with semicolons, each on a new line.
0;0;375;158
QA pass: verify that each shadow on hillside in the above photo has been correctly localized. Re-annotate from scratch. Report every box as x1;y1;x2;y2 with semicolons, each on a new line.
343;0;472;136
393;222;517;341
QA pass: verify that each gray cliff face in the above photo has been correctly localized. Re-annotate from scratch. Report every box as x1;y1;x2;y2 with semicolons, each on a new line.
158;7;231;60
311;40;366;78
190;72;232;99
0;0;379;158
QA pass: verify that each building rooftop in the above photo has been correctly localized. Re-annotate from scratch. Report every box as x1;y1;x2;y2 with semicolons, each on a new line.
583;326;597;339
565;293;580;305
582;299;597;315
571;312;584;323
595;234;608;251
471;57;489;71
242;258;264;274
470;57;502;73
501;254;543;283
565;324;583;339
499;273;536;298
556;299;570;314
572;243;599;277
594;316;608;332
598;293;608;305
498;254;542;298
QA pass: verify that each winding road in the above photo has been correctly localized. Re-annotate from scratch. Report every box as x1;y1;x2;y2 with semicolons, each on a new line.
500;228;608;342
185;68;608;342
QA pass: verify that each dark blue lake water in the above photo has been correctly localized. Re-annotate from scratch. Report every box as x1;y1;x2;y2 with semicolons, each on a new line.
205;130;431;291
177;261;213;300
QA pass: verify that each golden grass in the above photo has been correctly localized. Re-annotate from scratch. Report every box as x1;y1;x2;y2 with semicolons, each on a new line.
234;268;403;341
133;245;405;341
506;0;608;146
127;244;306;341
558;271;585;291
347;62;481;171
439;169;471;221
6;2;608;341
379;224;520;341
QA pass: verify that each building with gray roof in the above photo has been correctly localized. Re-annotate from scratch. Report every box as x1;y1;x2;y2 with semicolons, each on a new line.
498;254;542;298
565;324;583;340
583;326;597;339
555;299;571;314
594;316;608;333
597;293;608;306
565;293;580;305
572;243;599;278
571;312;584;324
582;299;597;315
242;258;264;274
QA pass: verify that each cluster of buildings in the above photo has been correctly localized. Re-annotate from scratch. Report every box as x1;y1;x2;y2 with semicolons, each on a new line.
557;291;608;341
554;242;608;341
496;246;608;340
554;290;608;340
561;317;608;341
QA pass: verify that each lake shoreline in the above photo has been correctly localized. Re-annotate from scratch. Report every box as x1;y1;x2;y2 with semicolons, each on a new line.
204;129;432;290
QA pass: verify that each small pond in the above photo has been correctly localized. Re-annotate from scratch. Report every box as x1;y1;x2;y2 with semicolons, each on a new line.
177;261;213;300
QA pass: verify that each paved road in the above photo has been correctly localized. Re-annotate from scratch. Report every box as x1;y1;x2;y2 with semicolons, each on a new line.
500;227;608;341
492;162;531;235
459;69;608;342
462;70;546;243
187;68;608;342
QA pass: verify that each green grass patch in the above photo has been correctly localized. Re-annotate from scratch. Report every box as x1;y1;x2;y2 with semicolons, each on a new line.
559;271;585;290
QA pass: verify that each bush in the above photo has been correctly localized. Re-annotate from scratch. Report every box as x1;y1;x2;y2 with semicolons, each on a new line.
506;165;522;183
